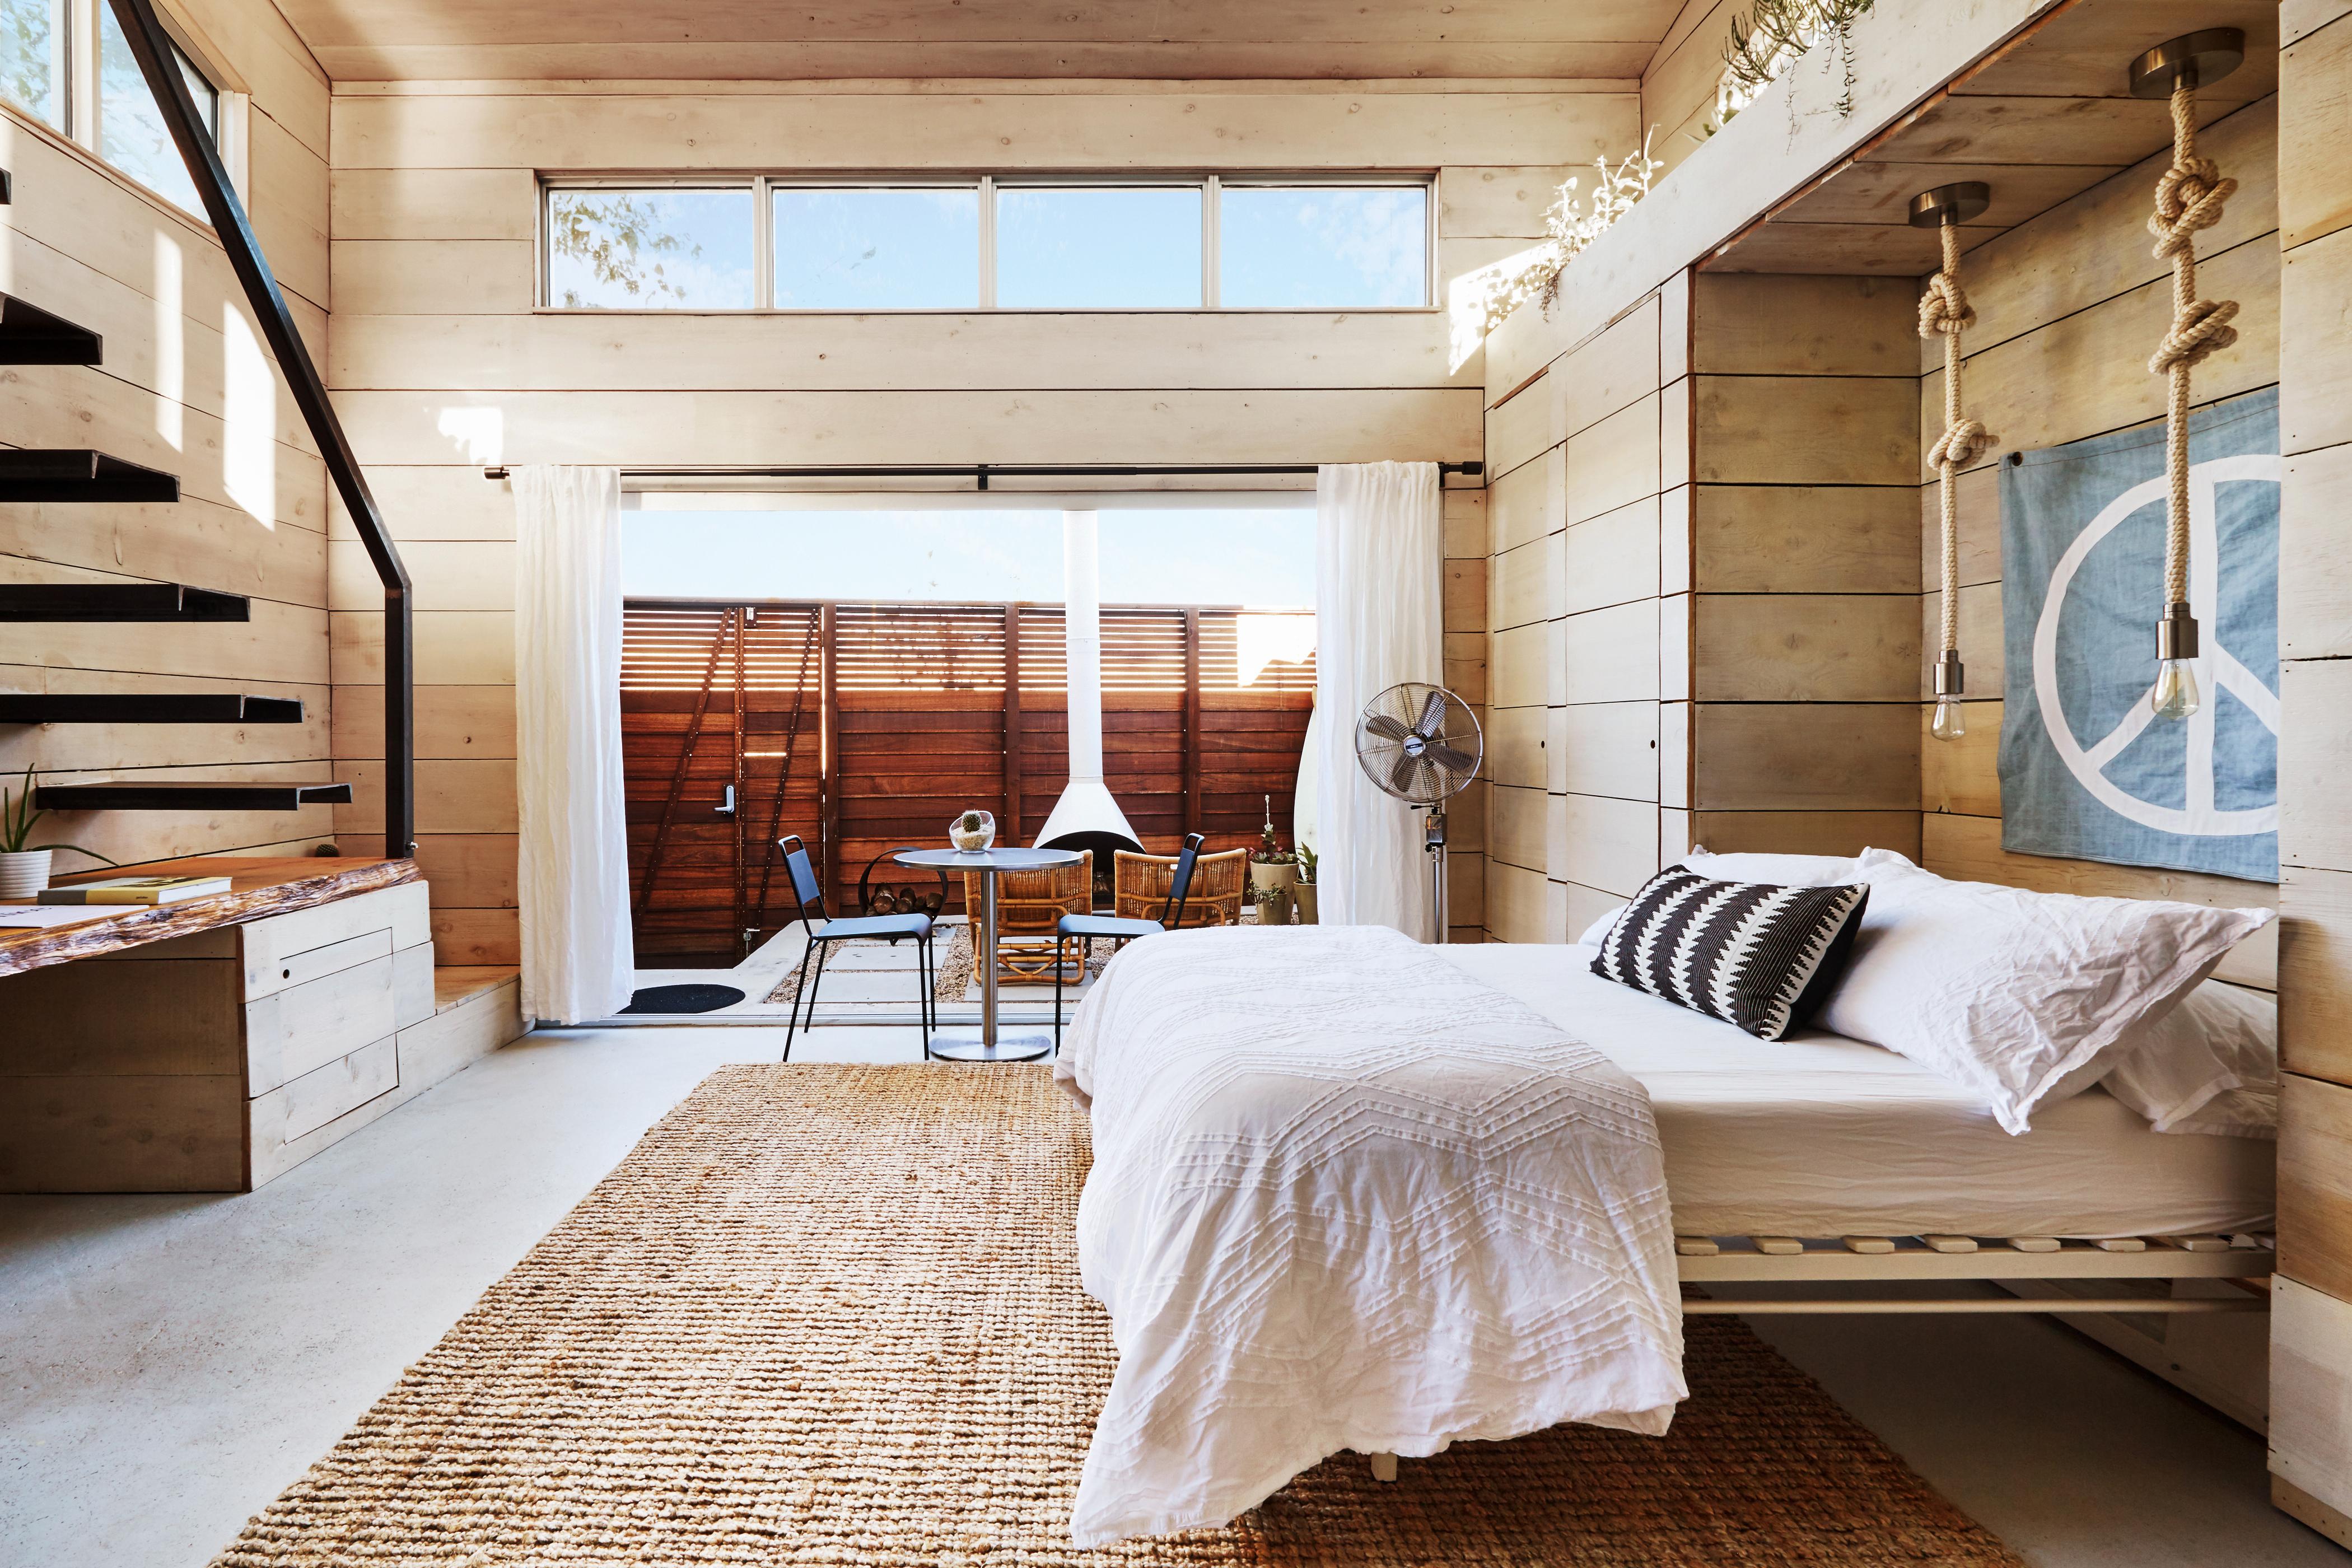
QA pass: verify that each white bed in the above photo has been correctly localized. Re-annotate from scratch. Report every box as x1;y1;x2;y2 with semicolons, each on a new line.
1442;942;2275;1242
1056;925;2277;1542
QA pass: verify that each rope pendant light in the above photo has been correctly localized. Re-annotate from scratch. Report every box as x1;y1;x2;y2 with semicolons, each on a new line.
1912;181;1993;744
2130;27;2245;721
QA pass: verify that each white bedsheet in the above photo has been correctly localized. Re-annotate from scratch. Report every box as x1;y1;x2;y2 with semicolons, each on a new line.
1054;925;1684;1546
1443;943;2276;1240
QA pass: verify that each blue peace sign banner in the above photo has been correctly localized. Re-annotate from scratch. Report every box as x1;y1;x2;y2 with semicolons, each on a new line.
1997;387;2279;884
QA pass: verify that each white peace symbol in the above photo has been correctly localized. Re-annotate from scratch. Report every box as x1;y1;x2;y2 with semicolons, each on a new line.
2032;452;2280;838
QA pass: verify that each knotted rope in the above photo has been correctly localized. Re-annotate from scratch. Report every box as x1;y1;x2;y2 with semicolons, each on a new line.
2147;82;2238;610
1920;217;1989;674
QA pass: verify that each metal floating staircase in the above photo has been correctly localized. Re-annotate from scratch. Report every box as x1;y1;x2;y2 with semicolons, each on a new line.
34;781;352;811
0;693;305;724
0;582;244;620
0;291;105;365
0;0;413;850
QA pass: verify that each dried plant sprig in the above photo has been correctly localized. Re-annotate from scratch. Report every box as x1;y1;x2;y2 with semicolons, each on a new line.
1468;128;1664;339
1721;0;1877;122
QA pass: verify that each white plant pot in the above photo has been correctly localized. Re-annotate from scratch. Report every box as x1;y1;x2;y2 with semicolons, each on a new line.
1249;861;1298;895
0;848;53;900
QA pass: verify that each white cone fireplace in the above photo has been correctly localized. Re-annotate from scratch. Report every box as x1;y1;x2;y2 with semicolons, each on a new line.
1032;510;1145;880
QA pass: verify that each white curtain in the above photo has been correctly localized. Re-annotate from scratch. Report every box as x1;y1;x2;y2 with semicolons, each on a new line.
511;465;633;1024
1313;461;1444;939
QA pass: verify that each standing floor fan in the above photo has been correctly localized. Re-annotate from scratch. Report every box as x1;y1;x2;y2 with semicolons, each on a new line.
1354;682;1483;942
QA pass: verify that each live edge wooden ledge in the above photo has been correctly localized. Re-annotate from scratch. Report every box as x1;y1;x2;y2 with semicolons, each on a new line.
0;856;525;1194
0;856;418;977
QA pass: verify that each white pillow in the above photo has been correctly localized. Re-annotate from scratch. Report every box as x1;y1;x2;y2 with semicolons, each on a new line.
1576;849;1869;948
2102;980;2278;1138
1575;904;1626;946
1678;847;1867;886
1580;851;1872;949
1817;850;2274;1135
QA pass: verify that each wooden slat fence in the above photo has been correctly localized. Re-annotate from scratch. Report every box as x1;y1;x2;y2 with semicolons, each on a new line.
621;598;1313;967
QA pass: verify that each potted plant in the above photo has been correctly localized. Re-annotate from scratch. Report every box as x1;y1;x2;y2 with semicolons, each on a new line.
949;808;997;852
1250;882;1291;928
1;767;114;900
1292;844;1318;925
1248;794;1298;900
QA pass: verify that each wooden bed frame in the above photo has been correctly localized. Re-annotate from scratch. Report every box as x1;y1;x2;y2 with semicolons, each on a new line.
1669;1231;2272;1315
1364;1231;2273;1481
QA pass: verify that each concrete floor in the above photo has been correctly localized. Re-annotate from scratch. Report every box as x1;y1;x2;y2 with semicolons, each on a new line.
624;916;1089;1026
1;1025;2340;1568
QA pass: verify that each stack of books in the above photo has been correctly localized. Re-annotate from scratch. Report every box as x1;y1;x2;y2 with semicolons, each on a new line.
35;873;234;906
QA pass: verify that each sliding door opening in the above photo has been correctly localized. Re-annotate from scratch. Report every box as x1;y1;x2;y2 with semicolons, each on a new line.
618;494;1316;973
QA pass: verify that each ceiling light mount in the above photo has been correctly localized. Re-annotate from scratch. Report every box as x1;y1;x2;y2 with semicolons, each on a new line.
2127;27;2246;99
1908;181;1991;228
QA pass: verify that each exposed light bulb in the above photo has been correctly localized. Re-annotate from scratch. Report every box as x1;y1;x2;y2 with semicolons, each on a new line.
2152;659;2201;721
1931;696;1967;742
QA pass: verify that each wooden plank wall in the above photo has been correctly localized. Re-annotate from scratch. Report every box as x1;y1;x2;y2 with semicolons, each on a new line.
0;0;335;867
620;604;825;967
1441;488;1490;944
1914;94;2281;993
322;78;1635;963
1687;272;1922;867
1641;1;1733;178
1479;277;1684;943
2270;2;2352;1542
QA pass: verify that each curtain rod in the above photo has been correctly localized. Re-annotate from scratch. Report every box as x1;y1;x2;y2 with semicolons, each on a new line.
479;461;1483;488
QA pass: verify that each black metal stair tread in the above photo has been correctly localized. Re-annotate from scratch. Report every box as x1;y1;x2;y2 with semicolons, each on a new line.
0;293;102;364
34;781;352;810
0;450;179;503
0;583;248;621
0;694;304;724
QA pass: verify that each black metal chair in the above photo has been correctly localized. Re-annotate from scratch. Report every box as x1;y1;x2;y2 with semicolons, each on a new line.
858;846;948;926
777;835;935;1062
1053;833;1205;1051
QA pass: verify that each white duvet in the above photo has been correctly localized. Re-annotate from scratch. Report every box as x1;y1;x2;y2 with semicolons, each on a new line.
1053;924;1685;1545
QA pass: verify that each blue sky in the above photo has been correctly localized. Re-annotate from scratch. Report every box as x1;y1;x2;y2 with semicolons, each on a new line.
548;183;1425;309
623;507;1316;606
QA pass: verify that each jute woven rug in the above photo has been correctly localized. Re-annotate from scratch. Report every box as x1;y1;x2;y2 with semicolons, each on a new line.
212;1066;2023;1567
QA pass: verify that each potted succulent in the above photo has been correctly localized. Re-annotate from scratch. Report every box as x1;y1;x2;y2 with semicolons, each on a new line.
1292;844;1319;925
1248;794;1298;901
1250;882;1292;927
1;767;114;900
949;808;997;852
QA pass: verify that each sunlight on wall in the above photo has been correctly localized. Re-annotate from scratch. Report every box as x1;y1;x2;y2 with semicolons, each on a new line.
153;232;183;450
222;304;274;525
1447;241;1551;372
1236;612;1318;687
436;405;505;465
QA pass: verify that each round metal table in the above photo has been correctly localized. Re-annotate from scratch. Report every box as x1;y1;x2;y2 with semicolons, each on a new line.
895;846;1082;1063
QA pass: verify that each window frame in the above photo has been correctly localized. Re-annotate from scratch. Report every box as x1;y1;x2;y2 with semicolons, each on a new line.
537;171;1438;315
0;0;243;218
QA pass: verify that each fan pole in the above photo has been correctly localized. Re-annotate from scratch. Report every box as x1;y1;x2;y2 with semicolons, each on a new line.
1426;808;1449;944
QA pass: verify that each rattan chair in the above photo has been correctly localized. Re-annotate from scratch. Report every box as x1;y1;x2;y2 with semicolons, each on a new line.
963;850;1092;986
1114;844;1245;929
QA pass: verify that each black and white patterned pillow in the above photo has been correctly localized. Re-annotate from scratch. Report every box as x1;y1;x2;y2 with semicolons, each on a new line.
1590;869;1870;1040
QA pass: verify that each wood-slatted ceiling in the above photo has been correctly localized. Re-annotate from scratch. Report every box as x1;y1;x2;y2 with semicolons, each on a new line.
268;0;1687;82
1702;0;2280;277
